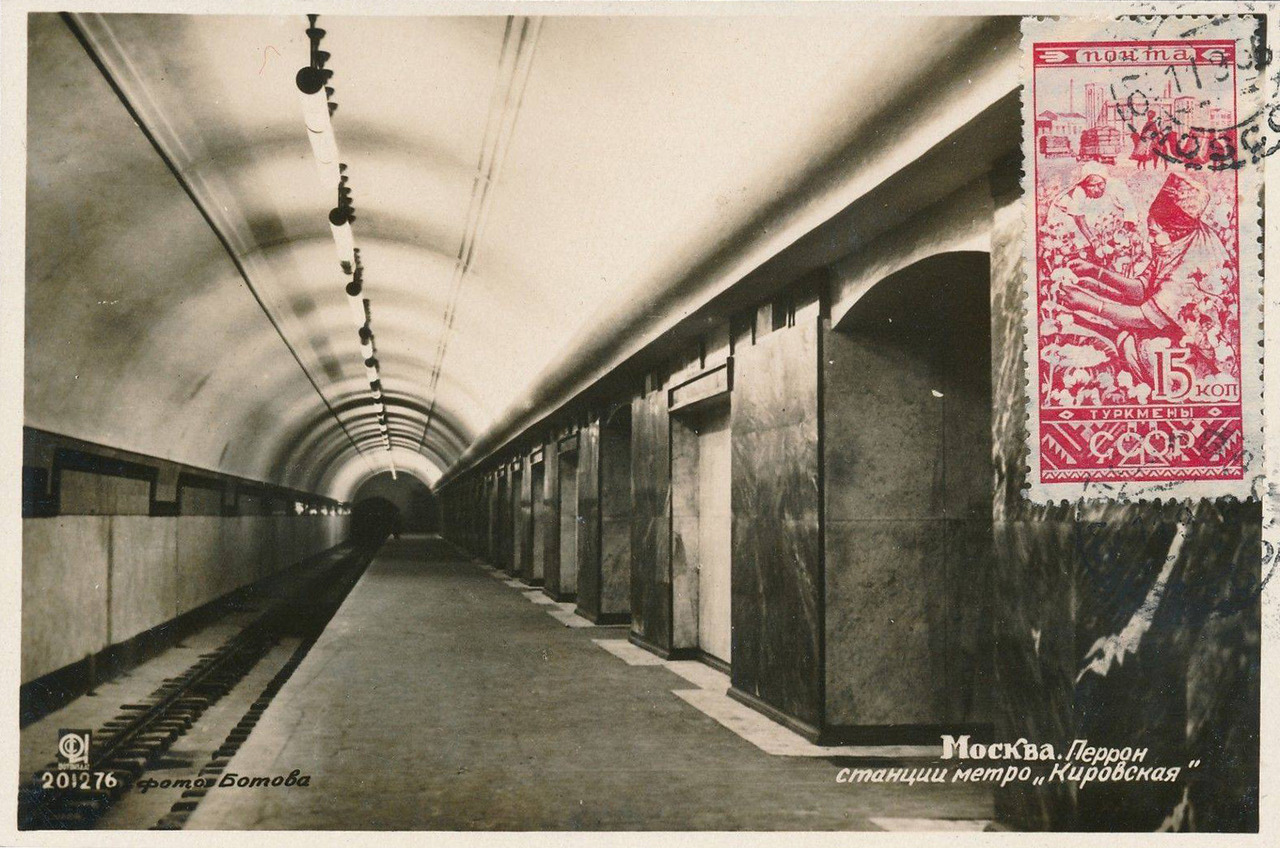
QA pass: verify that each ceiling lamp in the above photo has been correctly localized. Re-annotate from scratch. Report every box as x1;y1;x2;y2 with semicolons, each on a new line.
296;13;394;474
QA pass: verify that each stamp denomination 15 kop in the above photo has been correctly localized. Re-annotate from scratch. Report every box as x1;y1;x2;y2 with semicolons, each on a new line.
1022;17;1264;502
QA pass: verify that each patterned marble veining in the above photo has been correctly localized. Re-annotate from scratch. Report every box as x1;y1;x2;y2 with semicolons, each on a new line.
542;439;561;591
1180;506;1261;832
987;169;1261;832
530;460;548;582
514;458;532;581
494;469;513;573
553;449;579;601
670;416;701;650
731;319;823;728
575;421;603;620
821;255;993;735
630;388;672;651
599;412;633;618
486;477;499;562
600;518;631;617
824;517;948;725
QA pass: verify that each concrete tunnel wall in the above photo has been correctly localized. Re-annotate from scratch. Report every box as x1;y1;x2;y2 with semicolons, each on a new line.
22;430;348;686
22;17;354;692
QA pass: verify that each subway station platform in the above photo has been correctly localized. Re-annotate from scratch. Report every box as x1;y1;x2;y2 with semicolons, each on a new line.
182;535;991;830
17;11;1264;834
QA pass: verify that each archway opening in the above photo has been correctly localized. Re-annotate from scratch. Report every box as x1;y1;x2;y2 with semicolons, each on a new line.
823;250;993;734
351;472;440;547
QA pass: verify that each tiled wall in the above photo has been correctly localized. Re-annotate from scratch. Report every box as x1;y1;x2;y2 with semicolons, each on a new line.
22;433;349;685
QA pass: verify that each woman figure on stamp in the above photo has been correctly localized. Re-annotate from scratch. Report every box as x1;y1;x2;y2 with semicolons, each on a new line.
1050;162;1141;274
1130;114;1160;169
1059;172;1234;386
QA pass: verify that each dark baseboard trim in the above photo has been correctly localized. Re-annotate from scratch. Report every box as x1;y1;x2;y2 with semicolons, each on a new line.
523;577;545;588
725;687;992;747
542;588;576;603
626;632;702;661
19;540;352;727
627;631;676;659
665;647;700;661
693;649;731;676
818;722;995;746
578;608;630;626
727;686;823;743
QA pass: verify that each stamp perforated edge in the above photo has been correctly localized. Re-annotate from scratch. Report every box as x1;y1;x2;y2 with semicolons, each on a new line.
1018;14;1266;504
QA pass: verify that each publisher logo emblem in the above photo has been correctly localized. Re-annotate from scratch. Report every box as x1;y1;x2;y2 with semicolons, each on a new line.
57;730;91;770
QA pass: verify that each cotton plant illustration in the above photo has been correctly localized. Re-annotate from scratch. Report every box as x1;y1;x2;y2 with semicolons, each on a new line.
1038;244;1135;405
1033;172;1241;407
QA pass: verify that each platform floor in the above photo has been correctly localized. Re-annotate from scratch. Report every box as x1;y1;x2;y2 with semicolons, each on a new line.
184;534;991;830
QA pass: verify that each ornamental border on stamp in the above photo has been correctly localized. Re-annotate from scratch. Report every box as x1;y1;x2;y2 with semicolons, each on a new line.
1020;15;1265;504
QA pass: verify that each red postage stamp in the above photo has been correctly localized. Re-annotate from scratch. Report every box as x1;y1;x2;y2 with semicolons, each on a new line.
1022;17;1263;502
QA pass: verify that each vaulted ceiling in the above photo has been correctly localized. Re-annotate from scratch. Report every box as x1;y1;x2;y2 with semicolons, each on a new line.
25;12;1011;499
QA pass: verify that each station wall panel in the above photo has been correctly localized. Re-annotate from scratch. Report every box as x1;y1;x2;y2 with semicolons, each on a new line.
21;518;112;682
22;513;348;685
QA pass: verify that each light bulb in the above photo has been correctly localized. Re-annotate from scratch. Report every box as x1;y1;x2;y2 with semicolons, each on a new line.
329;218;355;268
307;124;339;166
299;87;331;133
346;294;367;328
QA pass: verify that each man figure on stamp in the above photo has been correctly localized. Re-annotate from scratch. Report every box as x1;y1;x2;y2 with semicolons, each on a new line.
1060;171;1235;386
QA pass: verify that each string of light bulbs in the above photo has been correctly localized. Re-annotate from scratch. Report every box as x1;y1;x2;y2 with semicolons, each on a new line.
295;14;396;479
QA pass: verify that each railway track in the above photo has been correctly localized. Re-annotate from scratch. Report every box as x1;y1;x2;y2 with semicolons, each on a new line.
17;542;376;831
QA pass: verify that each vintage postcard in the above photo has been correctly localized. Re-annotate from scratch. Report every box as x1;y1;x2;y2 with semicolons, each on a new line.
0;1;1275;845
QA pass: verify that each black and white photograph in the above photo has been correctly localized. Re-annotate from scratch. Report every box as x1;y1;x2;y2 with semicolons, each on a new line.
2;0;1277;841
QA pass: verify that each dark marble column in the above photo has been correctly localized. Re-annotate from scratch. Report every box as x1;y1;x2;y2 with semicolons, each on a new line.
729;318;823;735
528;459;547;586
575;420;604;621
480;476;493;558
630;387;672;655
542;439;560;593
987;162;1261;832
487;473;501;565
495;467;513;573
1181;509;1262;832
455;480;469;552
506;465;516;575
461;477;483;554
513;458;532;582
598;407;633;624
551;443;579;602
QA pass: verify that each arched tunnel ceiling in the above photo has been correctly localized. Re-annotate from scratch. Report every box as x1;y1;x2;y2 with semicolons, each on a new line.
25;11;999;500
